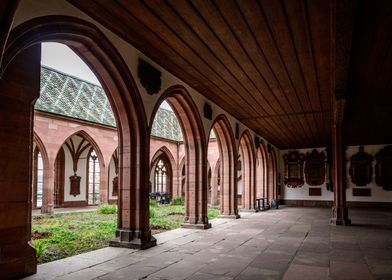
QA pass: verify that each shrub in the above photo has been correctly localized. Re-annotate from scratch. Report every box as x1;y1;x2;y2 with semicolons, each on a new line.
171;196;184;206
32;239;45;258
98;204;117;214
149;199;158;207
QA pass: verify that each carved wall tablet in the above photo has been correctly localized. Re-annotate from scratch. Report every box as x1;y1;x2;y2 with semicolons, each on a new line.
283;151;305;188
375;145;392;190
69;174;81;196
305;149;326;186
349;146;373;186
138;59;161;95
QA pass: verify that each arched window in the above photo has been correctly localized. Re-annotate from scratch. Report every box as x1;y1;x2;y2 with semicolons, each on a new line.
87;149;100;204
154;159;168;193
35;152;43;208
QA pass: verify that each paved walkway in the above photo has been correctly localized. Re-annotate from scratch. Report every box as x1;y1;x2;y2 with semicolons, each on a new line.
24;206;392;280
32;206;98;216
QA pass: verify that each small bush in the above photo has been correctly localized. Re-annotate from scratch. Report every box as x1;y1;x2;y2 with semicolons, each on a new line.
171;196;184;206
149;199;158;207
98;204;117;214
149;207;156;218
32;239;45;258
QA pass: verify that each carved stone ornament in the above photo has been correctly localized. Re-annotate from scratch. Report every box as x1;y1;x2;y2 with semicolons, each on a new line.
138;59;161;95
349;146;373;186
305;149;326;186
283;151;305;188
69;174;81;196
375;145;392;190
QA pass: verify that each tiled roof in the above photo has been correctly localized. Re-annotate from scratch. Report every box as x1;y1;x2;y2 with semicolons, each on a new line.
36;66;183;141
36;66;116;127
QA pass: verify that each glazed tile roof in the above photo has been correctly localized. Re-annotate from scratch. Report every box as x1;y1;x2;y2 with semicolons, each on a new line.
36;66;183;141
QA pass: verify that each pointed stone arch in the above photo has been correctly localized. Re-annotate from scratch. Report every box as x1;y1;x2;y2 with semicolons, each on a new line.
267;146;278;203
238;130;256;211
1;16;153;277
150;146;177;196
150;85;209;229
32;133;49;210
209;114;239;218
256;141;268;205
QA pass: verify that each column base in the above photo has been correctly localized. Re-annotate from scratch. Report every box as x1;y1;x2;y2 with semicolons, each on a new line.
218;214;240;219
0;241;37;279
330;218;351;226
109;229;157;250
181;222;212;229
330;206;351;226
41;204;54;214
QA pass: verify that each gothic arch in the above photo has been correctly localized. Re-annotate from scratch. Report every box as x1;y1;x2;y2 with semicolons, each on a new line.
150;146;176;196
150;85;209;228
209;114;238;217
3;15;153;251
238;130;256;210
267;146;278;202
256;141;268;203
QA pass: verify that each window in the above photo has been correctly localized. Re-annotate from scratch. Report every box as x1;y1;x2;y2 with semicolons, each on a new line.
36;152;43;208
154;159;168;193
88;149;100;204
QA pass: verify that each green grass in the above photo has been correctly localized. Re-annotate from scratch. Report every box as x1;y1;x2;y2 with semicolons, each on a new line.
32;204;220;264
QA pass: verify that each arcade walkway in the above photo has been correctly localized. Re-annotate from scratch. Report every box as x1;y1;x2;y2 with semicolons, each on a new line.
24;207;392;280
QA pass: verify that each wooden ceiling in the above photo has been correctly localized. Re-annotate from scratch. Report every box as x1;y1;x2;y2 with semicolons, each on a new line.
68;0;334;149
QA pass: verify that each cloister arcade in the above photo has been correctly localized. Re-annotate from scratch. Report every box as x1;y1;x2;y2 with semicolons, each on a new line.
1;1;391;279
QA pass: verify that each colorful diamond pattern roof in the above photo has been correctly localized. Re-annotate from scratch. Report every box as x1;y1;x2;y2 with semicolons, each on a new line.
36;66;183;141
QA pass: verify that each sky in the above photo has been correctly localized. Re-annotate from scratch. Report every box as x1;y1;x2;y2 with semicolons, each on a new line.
41;42;101;85
41;42;173;111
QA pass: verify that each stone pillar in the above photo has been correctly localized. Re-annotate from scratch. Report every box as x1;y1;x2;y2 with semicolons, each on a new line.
41;158;54;213
99;164;109;204
182;155;211;229
330;97;351;225
0;46;40;279
110;138;157;249
219;155;240;218
210;168;219;205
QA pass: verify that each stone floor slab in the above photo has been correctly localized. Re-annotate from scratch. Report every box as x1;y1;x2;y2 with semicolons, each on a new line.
24;207;392;280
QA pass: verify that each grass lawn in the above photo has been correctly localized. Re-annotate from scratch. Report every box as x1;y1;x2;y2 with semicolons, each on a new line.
32;204;220;264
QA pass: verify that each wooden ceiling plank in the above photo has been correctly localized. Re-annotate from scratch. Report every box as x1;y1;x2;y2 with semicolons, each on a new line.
238;0;304;114
282;0;322;112
188;0;278;116
282;0;326;142
119;0;262;117
73;0;244;117
253;118;291;148
212;0;288;115
275;115;307;147
259;0;313;112
306;0;332;111
257;0;319;142
141;0;272;117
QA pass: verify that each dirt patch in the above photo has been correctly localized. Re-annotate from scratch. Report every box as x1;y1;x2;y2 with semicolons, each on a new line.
168;212;184;216
32;230;53;240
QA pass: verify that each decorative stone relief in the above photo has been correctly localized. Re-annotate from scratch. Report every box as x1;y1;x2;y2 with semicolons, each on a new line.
375;145;392;190
305;149;326;186
283;151;305;188
349;146;373;186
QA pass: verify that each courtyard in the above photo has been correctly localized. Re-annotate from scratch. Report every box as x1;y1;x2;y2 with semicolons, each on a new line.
24;207;392;280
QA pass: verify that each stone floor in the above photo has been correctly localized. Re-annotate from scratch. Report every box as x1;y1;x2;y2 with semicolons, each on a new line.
24;206;392;280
